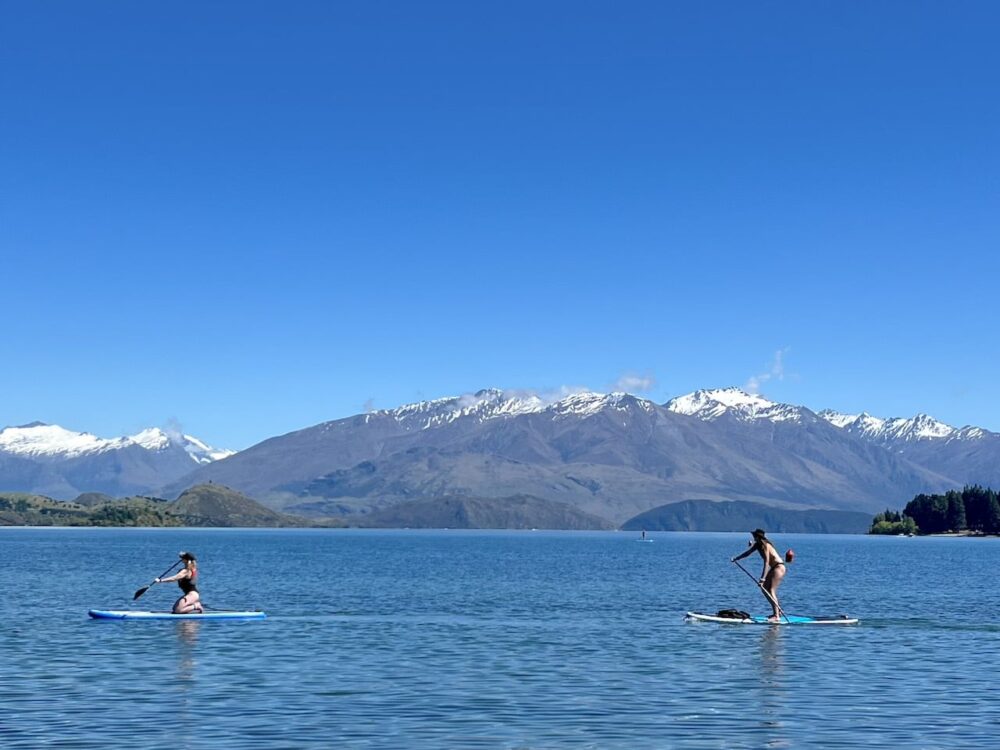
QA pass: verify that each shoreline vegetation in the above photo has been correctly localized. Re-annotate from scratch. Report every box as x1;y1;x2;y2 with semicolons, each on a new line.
869;485;1000;536
0;484;874;532
10;479;999;538
0;485;339;528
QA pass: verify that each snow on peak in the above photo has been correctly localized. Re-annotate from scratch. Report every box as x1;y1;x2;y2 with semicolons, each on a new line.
370;386;992;441
0;423;117;458
547;391;652;418
819;410;957;443
0;422;232;462
899;414;955;440
955;426;988;440
816;409;861;429
818;410;888;436
182;434;237;464
666;387;801;423
379;388;656;430
379;389;547;430
129;427;171;451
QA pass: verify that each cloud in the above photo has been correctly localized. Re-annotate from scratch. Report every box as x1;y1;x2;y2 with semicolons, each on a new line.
610;373;657;393
362;398;376;413
163;417;185;444
745;349;790;394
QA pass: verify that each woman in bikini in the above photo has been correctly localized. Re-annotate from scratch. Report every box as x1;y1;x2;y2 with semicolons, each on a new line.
732;529;790;622
154;551;203;614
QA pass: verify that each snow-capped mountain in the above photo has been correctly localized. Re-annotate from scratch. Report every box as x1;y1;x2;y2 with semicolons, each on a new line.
666;387;993;445
371;388;653;430
165;386;978;523
0;422;233;463
372;388;547;429
665;387;807;423
11;387;1000;525
814;408;1000;492
0;422;233;499
818;411;959;443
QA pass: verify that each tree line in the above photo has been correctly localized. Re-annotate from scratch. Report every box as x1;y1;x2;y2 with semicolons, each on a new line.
869;485;1000;535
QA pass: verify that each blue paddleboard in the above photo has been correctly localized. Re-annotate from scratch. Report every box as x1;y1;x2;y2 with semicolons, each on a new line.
685;611;858;625
89;609;266;621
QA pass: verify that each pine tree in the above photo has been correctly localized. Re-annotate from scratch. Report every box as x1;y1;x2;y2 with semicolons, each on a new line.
987;495;1000;534
946;491;966;531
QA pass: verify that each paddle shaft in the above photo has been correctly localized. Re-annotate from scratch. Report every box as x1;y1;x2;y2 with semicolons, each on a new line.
133;560;182;601
732;558;789;623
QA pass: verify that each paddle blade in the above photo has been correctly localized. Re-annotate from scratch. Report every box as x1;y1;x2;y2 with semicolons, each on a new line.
133;585;151;600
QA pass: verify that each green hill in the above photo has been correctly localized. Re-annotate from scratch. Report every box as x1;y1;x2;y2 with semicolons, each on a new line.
170;484;314;527
73;492;117;507
0;485;318;527
0;492;180;526
0;492;90;525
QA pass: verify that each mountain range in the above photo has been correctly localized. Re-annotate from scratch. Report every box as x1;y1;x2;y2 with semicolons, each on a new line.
0;422;232;499
4;388;999;528
166;387;998;525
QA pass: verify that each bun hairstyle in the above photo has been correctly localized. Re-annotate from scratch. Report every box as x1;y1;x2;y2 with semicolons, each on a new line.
179;551;197;562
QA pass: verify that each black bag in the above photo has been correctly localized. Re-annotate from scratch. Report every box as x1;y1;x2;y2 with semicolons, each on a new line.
716;609;751;620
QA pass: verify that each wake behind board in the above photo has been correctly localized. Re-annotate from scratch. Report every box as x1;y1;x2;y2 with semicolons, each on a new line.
686;611;858;625
89;609;266;621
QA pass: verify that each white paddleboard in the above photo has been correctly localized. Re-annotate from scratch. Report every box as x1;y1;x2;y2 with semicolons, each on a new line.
89;609;266;621
686;611;858;625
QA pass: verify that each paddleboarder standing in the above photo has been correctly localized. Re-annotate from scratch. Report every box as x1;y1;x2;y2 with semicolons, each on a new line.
732;529;790;623
154;551;203;614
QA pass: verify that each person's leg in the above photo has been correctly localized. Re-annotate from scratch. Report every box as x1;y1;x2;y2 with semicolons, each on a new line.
765;566;786;621
173;593;199;614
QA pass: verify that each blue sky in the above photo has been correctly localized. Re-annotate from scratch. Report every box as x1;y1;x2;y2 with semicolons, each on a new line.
2;2;998;449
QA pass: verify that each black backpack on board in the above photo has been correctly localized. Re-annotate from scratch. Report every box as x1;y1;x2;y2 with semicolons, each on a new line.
716;609;751;620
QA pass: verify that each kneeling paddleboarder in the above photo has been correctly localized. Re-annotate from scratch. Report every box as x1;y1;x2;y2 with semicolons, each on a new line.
732;529;793;623
154;551;203;614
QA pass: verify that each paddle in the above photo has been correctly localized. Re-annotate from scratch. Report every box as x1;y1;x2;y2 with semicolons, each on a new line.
732;558;790;624
133;560;182;601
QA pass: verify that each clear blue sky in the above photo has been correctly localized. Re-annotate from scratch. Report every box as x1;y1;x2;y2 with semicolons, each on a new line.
2;2;998;449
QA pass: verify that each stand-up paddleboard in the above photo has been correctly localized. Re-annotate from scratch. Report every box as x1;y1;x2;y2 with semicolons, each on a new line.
89;609;266;621
686;611;858;625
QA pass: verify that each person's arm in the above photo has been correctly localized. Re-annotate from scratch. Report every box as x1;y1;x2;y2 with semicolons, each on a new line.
155;569;189;584
731;541;758;563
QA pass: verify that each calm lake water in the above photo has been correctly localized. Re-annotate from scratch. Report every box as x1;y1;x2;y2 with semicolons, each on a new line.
1;528;998;748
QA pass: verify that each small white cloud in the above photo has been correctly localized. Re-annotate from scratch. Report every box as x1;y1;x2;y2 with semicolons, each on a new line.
163;417;185;444
362;398;376;413
610;373;656;393
745;349;790;394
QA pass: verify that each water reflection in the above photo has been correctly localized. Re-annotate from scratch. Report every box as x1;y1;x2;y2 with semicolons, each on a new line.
757;626;789;748
173;620;200;747
175;619;200;681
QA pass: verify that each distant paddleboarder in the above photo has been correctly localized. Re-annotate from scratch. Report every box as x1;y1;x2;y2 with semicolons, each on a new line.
154;551;203;614
732;529;793;623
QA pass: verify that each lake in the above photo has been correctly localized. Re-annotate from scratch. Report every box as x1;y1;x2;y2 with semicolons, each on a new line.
1;528;998;748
